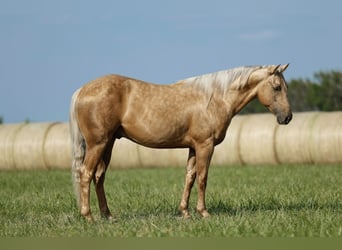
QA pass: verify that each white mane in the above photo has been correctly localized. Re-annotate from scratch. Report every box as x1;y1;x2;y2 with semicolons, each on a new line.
181;66;261;95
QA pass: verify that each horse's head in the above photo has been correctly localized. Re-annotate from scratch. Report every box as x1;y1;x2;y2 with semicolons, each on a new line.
253;64;292;125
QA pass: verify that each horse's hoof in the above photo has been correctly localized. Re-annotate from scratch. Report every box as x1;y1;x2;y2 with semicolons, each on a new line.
182;213;192;220
202;211;211;218
197;209;211;218
107;215;118;223
179;210;192;219
83;214;95;223
100;212;118;223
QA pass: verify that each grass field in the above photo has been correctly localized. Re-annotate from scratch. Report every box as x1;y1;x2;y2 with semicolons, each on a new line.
0;164;341;237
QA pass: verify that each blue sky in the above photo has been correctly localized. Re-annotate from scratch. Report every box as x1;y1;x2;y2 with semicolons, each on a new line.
1;0;341;123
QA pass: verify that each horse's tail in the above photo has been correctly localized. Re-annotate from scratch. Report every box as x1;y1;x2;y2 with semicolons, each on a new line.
69;88;85;207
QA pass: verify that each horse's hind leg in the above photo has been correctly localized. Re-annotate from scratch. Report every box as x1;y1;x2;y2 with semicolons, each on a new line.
93;162;112;220
79;143;107;222
93;138;115;220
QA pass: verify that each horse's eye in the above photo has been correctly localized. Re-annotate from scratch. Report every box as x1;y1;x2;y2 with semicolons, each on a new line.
274;85;281;91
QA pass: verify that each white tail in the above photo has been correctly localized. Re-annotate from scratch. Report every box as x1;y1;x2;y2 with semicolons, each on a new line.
69;88;85;207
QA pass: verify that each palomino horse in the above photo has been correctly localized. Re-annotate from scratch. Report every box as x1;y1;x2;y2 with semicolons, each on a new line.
69;64;292;221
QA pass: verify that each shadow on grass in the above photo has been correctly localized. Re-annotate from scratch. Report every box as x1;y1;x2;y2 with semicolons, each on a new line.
98;196;342;220
208;198;341;216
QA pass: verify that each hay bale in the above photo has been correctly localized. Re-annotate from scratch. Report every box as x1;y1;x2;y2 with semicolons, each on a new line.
12;123;57;169
212;115;247;166
110;139;186;169
238;113;279;165
275;112;319;164
0;123;26;169
43;123;72;169
310;112;342;163
110;139;141;168
0;112;340;170
137;146;186;168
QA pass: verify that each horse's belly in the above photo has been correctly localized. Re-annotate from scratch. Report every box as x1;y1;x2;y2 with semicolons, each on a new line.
118;122;189;149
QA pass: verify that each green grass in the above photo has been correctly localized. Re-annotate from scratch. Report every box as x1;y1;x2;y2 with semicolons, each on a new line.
0;165;341;237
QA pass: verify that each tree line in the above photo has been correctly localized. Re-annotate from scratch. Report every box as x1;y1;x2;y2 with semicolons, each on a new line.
240;70;342;114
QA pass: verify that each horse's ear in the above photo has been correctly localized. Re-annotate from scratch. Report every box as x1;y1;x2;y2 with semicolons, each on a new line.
278;63;289;73
268;65;281;75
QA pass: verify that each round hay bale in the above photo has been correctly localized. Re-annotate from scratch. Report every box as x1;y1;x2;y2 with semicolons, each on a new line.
12;123;57;169
137;146;186;168
238;113;279;165
275;112;319;164
43;123;72;169
310;112;342;163
165;148;188;167
0;112;340;170
0;123;26;169
110;139;141;169
212;115;246;166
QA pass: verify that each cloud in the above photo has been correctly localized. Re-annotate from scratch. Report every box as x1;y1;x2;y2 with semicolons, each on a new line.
238;30;279;41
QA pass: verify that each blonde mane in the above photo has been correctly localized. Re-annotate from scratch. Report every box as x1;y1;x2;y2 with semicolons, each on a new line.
180;66;261;95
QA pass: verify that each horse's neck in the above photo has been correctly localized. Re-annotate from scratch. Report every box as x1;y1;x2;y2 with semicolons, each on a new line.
176;67;261;114
223;81;260;115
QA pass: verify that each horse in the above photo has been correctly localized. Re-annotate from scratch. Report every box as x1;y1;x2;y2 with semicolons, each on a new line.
69;64;292;222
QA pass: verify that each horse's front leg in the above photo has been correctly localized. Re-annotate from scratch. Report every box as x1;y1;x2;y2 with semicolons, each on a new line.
195;142;214;218
179;148;196;218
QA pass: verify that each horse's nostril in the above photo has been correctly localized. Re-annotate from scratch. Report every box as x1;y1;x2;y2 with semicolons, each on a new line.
285;114;293;124
277;113;292;125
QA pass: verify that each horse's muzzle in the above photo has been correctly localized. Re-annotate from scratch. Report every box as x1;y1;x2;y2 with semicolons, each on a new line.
277;113;293;125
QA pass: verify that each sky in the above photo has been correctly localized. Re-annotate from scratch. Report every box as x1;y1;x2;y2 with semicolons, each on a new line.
0;0;341;123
